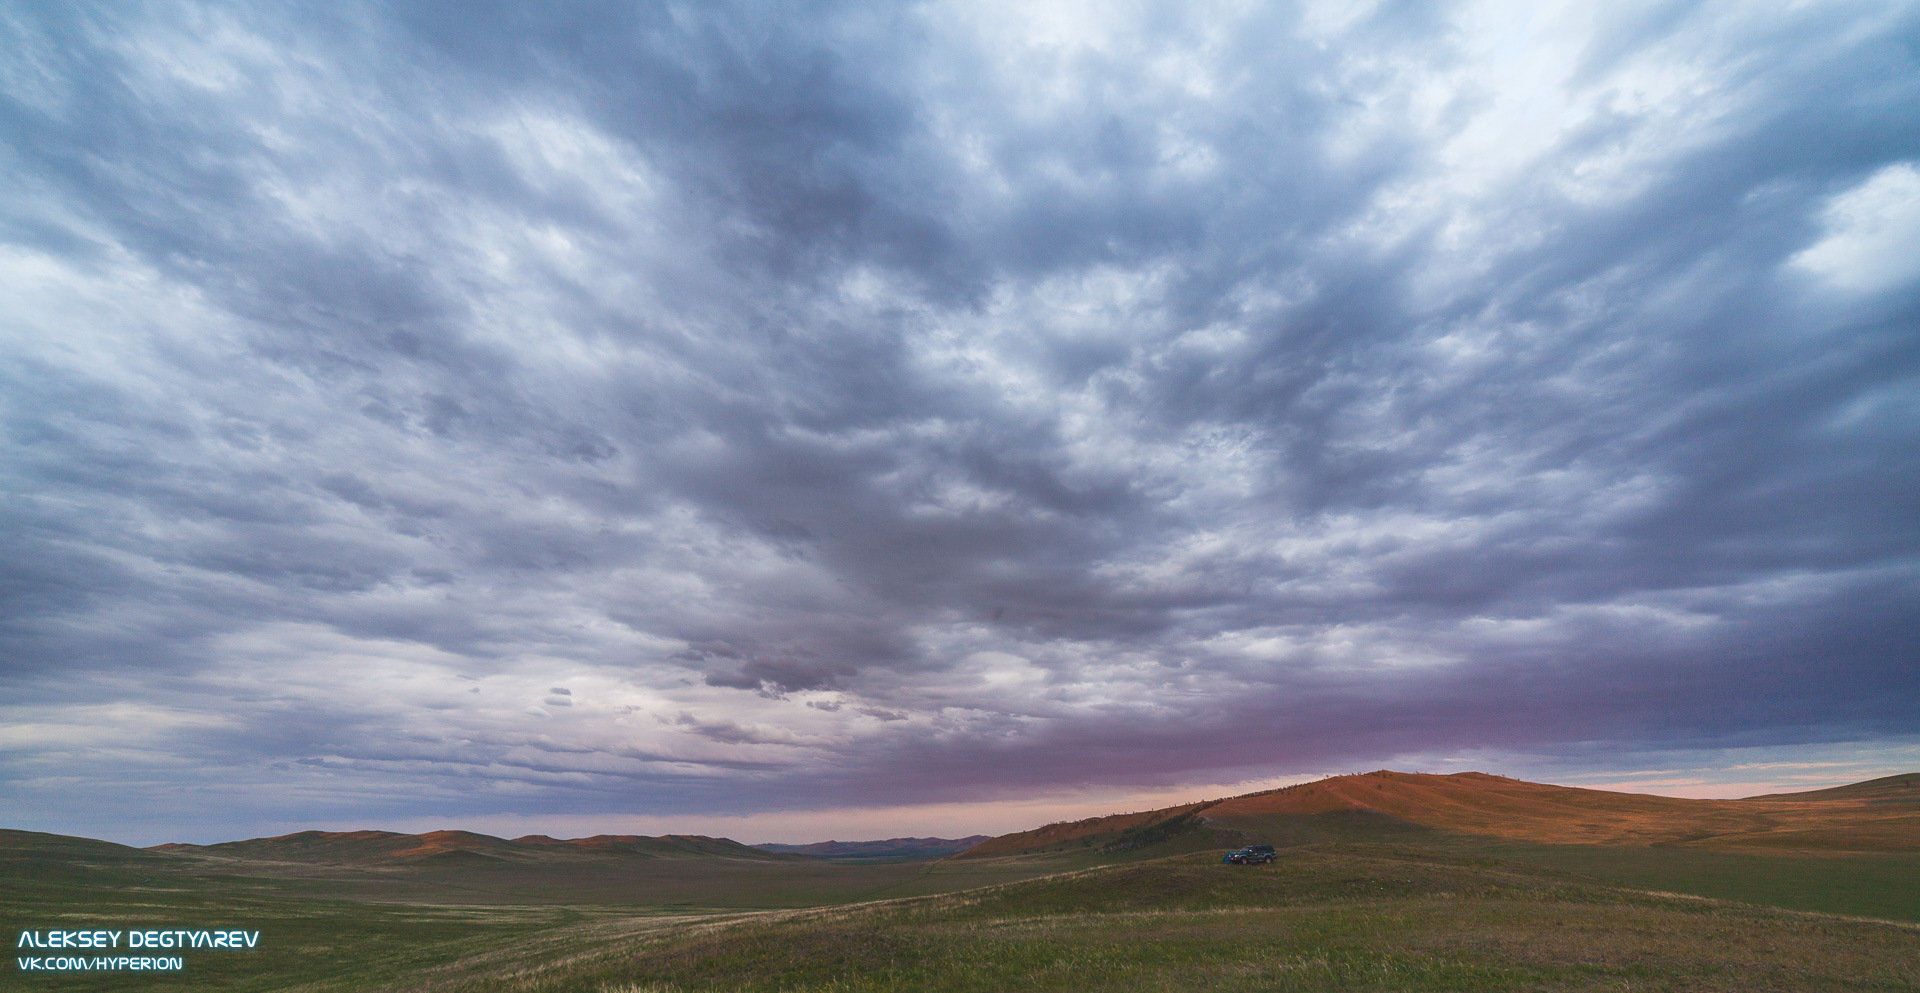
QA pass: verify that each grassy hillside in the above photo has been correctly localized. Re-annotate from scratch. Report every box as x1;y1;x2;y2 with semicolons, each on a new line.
956;802;1219;858
1746;772;1920;803
341;847;1920;993
1202;770;1920;849
957;770;1920;857
1449;840;1920;922
941;770;1920;921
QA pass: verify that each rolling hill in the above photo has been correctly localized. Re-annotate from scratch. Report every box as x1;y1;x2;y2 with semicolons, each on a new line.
150;828;793;866
754;836;992;860
0;823;1071;914
957;769;1920;857
1746;771;1920;803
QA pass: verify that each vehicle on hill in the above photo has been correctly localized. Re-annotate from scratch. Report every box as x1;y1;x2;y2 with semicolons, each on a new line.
1222;844;1275;864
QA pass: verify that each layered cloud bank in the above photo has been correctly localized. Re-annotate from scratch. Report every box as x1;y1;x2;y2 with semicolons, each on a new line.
2;0;1917;842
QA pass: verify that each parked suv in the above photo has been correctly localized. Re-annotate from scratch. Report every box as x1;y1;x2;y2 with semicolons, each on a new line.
1221;844;1276;864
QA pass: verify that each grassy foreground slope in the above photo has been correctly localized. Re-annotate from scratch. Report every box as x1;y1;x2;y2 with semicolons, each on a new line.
323;847;1920;993
1451;840;1920;922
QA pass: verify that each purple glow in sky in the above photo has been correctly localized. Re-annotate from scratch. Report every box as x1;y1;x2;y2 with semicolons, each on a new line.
2;0;1917;845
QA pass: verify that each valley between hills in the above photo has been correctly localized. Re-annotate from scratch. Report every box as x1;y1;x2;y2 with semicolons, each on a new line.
5;771;1917;991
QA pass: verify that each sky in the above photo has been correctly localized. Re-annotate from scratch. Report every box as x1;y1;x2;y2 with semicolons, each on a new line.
2;0;1917;847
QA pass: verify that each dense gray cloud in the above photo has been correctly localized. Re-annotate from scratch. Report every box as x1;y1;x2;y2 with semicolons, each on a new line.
2;0;1917;841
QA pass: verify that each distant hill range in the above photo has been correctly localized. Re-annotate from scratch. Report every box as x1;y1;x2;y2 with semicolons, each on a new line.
753;836;991;861
955;770;1920;858
6;771;1911;883
151;829;801;867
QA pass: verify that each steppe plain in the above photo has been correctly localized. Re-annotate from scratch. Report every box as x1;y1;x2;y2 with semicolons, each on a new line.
5;771;1917;991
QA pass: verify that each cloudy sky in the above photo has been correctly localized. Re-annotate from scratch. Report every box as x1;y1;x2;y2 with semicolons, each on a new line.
3;0;1917;846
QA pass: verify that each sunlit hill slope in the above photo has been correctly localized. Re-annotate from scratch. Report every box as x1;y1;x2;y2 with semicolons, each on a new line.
958;770;1920;857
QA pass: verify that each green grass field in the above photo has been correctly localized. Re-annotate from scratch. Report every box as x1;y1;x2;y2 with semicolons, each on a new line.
559;849;1920;993
5;827;1918;991
0;829;1076;992
1449;840;1920;922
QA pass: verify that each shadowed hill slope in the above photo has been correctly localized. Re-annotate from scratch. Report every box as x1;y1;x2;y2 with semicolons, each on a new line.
955;802;1221;858
1745;772;1920;804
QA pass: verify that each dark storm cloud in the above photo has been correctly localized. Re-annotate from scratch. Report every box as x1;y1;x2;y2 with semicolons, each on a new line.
1;0;1917;839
